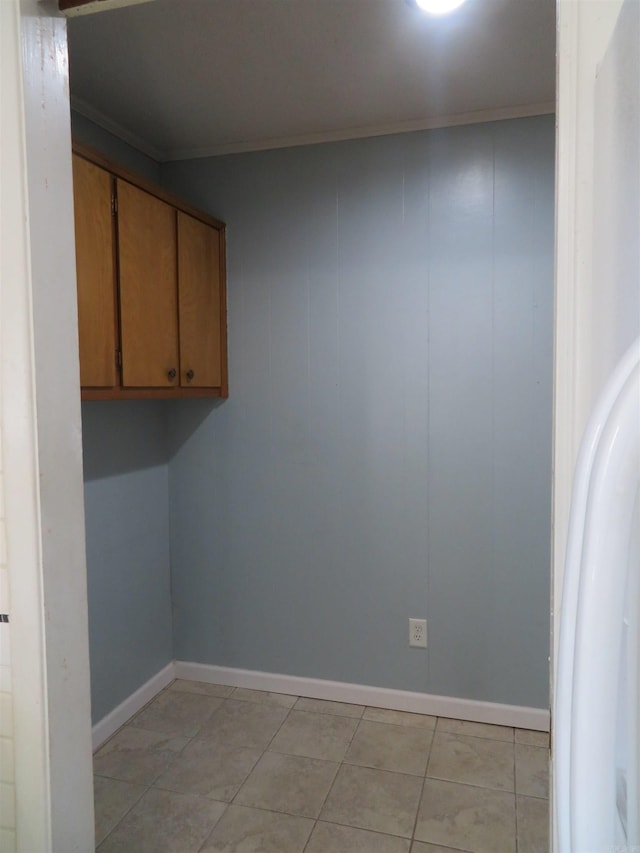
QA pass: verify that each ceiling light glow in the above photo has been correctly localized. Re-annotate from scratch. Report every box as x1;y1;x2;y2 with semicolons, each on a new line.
415;0;468;14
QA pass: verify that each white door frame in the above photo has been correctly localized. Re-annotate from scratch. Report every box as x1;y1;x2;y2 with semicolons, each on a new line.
554;0;635;848
1;1;94;849
553;0;624;674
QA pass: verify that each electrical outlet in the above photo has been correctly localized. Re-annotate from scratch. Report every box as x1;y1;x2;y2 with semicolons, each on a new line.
409;618;427;648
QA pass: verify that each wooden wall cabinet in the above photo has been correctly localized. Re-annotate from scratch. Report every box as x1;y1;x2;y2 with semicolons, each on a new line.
72;144;228;400
73;155;118;388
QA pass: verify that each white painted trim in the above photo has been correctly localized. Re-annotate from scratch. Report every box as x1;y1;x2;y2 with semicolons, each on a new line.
71;97;555;163
21;5;96;848
0;1;51;848
552;3;629;849
175;662;550;732
164;102;556;161
91;660;550;751
92;663;175;751
70;96;163;162
553;0;626;664
164;101;556;161
61;0;156;17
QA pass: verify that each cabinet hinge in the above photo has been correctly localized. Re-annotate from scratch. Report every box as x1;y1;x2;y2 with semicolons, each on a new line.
111;193;118;216
116;349;122;369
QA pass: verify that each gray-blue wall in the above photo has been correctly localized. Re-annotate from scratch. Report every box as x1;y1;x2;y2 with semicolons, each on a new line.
162;116;554;709
75;111;553;718
71;111;160;183
82;403;172;722
73;113;172;723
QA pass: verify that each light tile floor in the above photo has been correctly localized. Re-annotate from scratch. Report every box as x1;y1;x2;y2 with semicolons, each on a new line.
94;680;549;852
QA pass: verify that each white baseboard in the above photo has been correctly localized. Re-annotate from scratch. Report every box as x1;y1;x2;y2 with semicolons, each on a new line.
174;661;550;732
92;662;175;751
92;660;550;748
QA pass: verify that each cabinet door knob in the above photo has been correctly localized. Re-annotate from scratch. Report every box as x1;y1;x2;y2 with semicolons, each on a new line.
167;368;177;380
186;369;195;381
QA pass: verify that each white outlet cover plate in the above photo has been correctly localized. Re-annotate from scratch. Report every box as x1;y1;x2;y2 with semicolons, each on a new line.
409;618;427;648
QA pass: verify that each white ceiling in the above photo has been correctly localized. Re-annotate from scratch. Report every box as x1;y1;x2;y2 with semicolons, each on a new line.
67;0;556;162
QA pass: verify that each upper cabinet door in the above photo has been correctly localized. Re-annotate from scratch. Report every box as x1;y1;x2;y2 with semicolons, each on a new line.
177;211;226;390
72;143;228;399
117;179;180;387
72;154;118;388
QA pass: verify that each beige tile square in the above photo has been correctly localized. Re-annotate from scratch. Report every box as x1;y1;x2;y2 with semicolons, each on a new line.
198;699;289;749
269;709;358;761
515;728;550;748
517;794;549;853
515;744;549;798
436;718;514;742
94;776;145;847
200;804;314;852
169;679;235;698
415;778;516;853
306;821;410;852
97;788;226;853
363;707;437;729
232;688;297;708
235;751;339;818
294;697;364;718
131;691;223;737
345;720;432;776
320;763;423;838
427;733;514;791
154;738;261;801
94;726;189;786
411;843;462;852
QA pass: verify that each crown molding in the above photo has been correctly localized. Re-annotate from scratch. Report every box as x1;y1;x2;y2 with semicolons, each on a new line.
163;102;556;161
70;97;555;163
70;95;163;162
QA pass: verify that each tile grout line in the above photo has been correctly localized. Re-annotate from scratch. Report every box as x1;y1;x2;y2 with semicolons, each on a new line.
407;771;549;799
215;692;363;837
93;683;547;851
224;692;296;812
209;694;359;853
94;771;151;850
94;681;188;849
421;720;519;853
118;686;284;853
95;688;346;849
409;724;436;847
299;699;365;850
97;684;230;850
293;697;366;719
